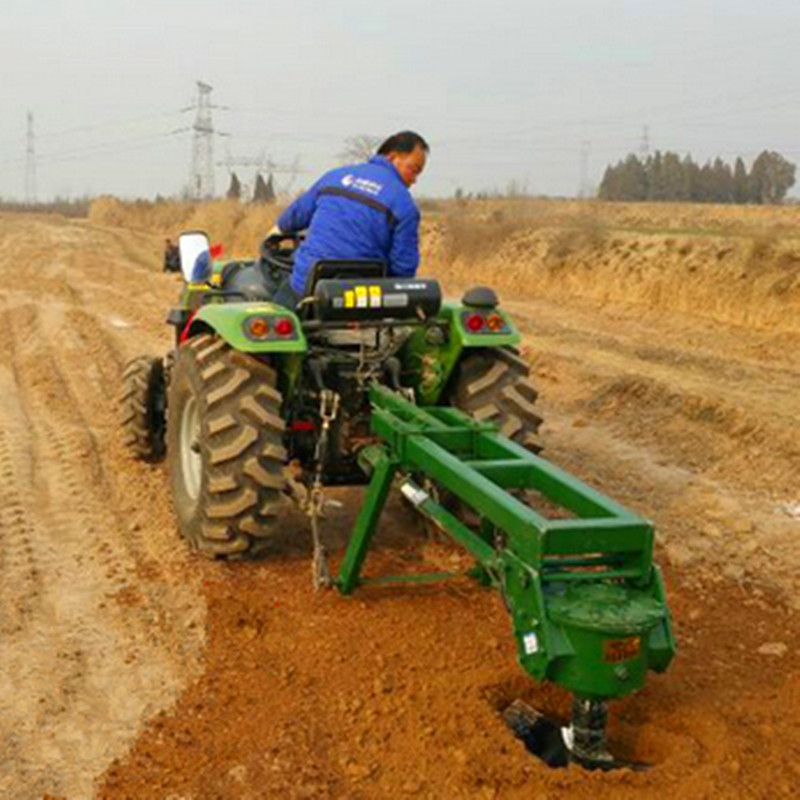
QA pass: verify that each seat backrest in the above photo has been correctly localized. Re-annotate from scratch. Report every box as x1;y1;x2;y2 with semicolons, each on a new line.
303;259;386;296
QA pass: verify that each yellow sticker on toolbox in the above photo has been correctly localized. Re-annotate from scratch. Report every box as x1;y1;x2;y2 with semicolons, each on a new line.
603;636;641;663
344;290;355;308
355;285;368;308
369;285;382;307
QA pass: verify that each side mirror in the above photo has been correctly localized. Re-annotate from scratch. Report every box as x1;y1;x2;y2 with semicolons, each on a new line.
178;231;211;283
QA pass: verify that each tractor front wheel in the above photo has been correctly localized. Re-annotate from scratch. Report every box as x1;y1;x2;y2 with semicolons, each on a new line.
120;355;167;462
167;334;287;558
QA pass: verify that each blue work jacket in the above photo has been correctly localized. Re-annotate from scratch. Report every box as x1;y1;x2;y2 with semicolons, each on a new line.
277;156;421;295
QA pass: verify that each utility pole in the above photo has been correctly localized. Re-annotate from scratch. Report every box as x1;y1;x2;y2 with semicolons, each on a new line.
578;140;591;199
188;82;216;199
25;111;37;203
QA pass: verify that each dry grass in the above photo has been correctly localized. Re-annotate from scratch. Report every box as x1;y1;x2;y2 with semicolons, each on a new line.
89;197;281;258
93;196;800;334
0;198;90;217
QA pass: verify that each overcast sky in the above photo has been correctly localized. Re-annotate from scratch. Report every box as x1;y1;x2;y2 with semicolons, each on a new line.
1;0;799;200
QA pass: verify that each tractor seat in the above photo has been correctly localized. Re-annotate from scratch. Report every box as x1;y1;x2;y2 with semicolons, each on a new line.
303;259;387;296
296;260;387;319
218;261;277;301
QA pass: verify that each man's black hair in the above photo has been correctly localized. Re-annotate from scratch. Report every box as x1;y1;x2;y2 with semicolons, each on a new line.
377;131;429;156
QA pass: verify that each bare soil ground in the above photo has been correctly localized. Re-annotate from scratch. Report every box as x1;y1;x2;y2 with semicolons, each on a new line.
1;204;798;799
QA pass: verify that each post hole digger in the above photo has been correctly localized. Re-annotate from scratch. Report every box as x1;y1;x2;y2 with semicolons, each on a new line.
120;230;675;770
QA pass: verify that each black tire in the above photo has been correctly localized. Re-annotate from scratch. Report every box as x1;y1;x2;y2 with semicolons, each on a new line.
166;334;287;558
450;348;543;453
120;355;166;462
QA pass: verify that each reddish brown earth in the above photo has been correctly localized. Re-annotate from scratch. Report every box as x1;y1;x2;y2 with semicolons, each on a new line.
0;209;797;799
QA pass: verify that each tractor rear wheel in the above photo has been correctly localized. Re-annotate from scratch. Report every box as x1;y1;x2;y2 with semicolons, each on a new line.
120;355;166;462
167;334;287;558
450;347;543;453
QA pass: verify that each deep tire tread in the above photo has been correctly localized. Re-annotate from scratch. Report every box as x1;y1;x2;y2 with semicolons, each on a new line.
119;355;166;462
452;348;543;453
167;334;287;558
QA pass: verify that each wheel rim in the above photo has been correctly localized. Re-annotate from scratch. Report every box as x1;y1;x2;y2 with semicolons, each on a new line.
179;394;202;501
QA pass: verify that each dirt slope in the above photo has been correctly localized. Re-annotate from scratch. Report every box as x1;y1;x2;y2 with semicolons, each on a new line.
0;208;796;799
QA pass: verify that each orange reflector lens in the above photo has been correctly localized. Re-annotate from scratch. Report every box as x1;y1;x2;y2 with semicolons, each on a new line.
487;313;505;331
275;317;294;337
247;317;270;338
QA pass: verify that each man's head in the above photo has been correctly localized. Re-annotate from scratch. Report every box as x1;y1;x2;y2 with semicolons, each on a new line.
378;131;429;187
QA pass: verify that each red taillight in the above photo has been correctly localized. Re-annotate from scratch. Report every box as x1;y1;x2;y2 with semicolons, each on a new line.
275;317;294;337
291;420;315;431
465;313;485;333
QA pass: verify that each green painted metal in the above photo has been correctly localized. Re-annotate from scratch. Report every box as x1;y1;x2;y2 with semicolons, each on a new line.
401;302;522;405
335;384;676;702
187;302;307;354
361;572;459;585
337;446;397;595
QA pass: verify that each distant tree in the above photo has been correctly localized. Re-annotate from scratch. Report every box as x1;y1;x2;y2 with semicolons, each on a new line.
597;164;619;200
598;149;795;204
226;171;242;201
252;172;276;204
711;158;734;203
696;161;718;202
338;134;382;164
661;152;686;200
748;150;796;204
733;157;749;204
645;151;666;200
618;154;647;200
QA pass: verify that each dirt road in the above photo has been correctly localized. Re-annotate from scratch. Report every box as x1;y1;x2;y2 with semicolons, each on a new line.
0;215;206;799
0;212;797;799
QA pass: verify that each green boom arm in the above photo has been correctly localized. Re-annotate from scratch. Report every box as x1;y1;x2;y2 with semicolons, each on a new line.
336;385;675;702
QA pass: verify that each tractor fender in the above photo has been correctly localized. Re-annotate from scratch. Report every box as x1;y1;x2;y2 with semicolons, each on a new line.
402;302;522;404
183;302;307;353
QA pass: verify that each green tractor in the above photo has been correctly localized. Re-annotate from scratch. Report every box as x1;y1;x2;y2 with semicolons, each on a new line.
121;231;542;558
120;231;674;769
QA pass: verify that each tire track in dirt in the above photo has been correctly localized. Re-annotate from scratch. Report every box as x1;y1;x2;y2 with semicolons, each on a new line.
0;377;42;636
505;297;800;604
0;219;205;799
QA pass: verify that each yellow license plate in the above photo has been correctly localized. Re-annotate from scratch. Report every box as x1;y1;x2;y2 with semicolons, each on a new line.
603;636;641;663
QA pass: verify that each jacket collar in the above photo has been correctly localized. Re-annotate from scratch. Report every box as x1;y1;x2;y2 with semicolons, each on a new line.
369;155;403;183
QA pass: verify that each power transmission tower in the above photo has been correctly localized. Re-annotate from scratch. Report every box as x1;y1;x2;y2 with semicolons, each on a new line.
578;140;591;199
25;111;37;203
188;82;216;199
639;125;651;159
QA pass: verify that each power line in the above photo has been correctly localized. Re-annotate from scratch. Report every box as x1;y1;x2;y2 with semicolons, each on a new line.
0;130;184;174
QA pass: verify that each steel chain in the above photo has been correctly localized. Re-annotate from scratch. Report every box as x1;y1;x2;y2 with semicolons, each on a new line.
308;390;340;589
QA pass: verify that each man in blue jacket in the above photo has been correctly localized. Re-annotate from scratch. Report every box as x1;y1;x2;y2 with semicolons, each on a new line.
271;131;429;308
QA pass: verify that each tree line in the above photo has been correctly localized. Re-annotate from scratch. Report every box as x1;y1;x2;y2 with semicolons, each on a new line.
225;172;276;203
598;150;796;204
